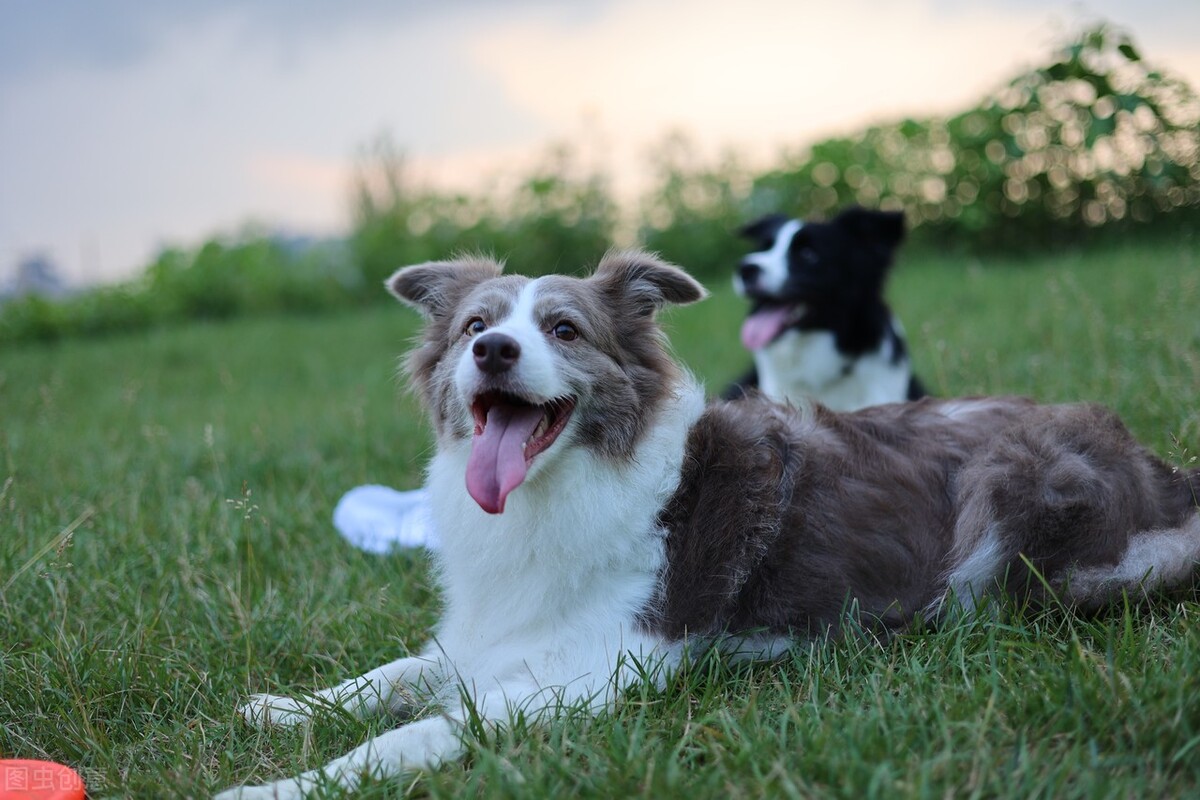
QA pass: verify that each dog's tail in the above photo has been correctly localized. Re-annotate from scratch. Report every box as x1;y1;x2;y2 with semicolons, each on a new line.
1058;465;1200;611
1061;511;1200;609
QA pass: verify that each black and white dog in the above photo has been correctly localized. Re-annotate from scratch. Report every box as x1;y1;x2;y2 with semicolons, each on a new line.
728;207;925;409
219;251;1200;799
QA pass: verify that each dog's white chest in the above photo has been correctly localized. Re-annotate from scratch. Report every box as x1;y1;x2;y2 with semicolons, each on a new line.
755;329;910;411
424;381;706;691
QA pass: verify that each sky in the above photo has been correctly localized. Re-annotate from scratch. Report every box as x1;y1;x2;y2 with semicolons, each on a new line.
2;0;1198;287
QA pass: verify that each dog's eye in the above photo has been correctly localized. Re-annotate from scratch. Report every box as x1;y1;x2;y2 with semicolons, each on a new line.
464;317;487;336
552;321;578;342
800;247;818;264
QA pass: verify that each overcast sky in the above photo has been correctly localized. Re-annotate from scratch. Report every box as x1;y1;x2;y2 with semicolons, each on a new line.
2;0;1198;286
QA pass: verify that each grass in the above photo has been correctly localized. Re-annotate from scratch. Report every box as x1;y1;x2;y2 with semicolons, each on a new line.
2;237;1199;798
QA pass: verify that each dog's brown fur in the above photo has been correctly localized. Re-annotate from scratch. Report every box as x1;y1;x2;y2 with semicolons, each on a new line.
647;394;1200;638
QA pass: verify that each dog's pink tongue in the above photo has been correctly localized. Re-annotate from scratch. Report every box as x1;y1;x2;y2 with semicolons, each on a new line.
466;403;545;514
741;306;793;351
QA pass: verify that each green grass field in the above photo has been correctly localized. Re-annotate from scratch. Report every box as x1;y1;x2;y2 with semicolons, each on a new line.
3;238;1199;798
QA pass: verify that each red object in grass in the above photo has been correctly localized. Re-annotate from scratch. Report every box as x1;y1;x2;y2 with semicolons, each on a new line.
0;760;86;800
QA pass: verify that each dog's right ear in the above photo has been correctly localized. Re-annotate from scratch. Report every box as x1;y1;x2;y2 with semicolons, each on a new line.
386;258;504;318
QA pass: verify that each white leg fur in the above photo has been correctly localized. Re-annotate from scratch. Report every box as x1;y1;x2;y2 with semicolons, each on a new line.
932;514;1200;617
219;658;664;799
237;654;445;727
215;714;464;800
934;523;1007;616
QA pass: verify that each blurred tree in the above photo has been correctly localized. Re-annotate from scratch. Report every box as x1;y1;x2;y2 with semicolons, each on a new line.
5;24;1197;346
751;24;1200;249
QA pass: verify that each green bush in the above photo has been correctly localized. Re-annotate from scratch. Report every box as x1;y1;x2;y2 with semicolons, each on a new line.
350;138;617;287
636;133;751;280
748;24;1200;248
0;236;360;345
142;236;361;320
3;24;1196;347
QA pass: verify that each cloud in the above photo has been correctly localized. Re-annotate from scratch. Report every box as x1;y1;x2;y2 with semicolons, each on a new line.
0;2;553;282
2;0;1197;285
466;0;1200;175
467;0;1046;158
0;0;593;85
248;152;348;198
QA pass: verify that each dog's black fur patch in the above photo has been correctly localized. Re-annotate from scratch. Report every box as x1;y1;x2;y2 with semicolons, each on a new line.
726;207;925;405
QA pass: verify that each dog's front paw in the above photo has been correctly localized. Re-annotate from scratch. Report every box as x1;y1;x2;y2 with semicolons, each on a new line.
237;693;315;728
213;786;267;800
214;781;302;800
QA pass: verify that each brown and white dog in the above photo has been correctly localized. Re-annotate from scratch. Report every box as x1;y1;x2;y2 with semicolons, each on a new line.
219;251;1200;799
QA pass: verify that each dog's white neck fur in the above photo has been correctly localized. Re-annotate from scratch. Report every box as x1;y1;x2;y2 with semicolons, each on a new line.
425;374;705;707
756;326;911;412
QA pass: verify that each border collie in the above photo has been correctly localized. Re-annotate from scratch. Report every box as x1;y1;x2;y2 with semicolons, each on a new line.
728;207;925;409
219;252;1199;799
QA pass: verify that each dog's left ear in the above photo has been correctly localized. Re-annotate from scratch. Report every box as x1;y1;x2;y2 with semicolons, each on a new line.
386;257;504;319
738;213;790;241
592;250;708;316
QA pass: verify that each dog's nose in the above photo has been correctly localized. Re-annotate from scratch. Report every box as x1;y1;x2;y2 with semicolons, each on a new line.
738;262;762;287
472;333;521;374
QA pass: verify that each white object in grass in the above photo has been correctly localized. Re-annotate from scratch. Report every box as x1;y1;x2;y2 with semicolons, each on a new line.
333;485;438;552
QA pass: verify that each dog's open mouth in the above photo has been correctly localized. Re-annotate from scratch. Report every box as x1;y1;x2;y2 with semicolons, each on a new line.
741;303;803;351
466;390;576;514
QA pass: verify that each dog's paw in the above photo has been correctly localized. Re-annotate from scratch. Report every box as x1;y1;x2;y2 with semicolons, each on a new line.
214;783;301;800
237;693;315;728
